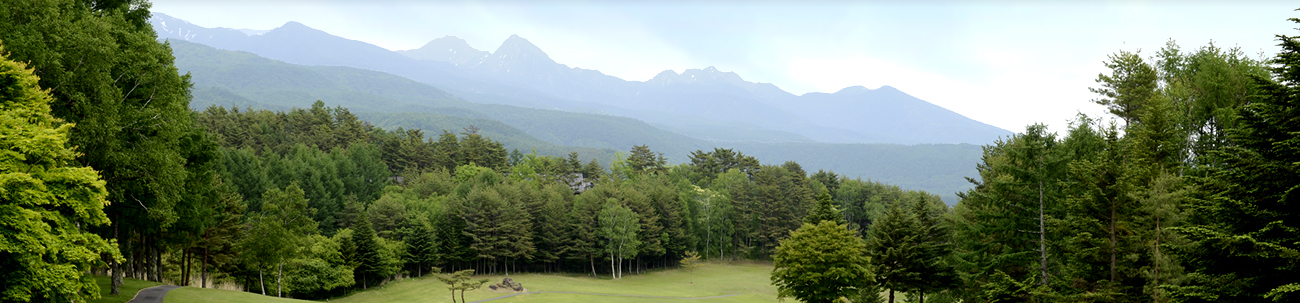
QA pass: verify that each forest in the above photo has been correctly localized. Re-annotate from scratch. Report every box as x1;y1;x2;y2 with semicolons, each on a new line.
1;0;1299;302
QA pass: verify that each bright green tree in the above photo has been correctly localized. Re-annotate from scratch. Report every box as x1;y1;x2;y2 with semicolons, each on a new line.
1;0;199;291
599;198;641;279
0;46;116;303
771;221;872;303
240;184;316;297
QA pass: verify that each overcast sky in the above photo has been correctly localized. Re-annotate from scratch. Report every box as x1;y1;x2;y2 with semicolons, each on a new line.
152;1;1297;134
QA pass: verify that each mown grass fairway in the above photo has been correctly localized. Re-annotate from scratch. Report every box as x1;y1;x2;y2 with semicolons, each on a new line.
89;275;162;303
339;261;778;303
163;287;312;303
158;261;777;303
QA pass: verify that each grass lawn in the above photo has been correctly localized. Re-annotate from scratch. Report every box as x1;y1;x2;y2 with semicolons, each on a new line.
157;261;777;303
163;287;311;303
89;275;162;303
332;260;778;303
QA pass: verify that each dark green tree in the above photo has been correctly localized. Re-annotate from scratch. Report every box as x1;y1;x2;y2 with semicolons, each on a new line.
868;201;921;303
350;212;384;289
1168;17;1300;302
805;190;845;225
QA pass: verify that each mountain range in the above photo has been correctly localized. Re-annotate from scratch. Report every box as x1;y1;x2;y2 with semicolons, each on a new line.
150;13;1002;202
150;13;1011;145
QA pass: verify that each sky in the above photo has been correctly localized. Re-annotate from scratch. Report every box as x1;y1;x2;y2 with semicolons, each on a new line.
152;0;1298;134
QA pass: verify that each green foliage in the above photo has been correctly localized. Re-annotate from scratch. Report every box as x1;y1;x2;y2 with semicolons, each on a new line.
867;201;920;302
0;45;116;303
599;198;641;279
679;251;701;284
1091;50;1160;127
805;190;845;225
1166;18;1300;302
771;221;872;303
349;213;384;289
239;184;317;295
283;235;354;299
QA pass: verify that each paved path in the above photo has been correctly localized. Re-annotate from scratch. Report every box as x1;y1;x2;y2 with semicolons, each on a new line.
126;285;180;303
470;291;742;302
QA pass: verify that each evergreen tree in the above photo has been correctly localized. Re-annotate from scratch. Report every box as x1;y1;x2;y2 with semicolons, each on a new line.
350;213;384;289
868;201;921;303
805;190;846;225
1091;50;1159;128
908;196;958;303
1168;18;1300;302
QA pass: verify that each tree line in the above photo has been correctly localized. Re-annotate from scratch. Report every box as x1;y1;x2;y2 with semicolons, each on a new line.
769;17;1300;303
3;0;1298;302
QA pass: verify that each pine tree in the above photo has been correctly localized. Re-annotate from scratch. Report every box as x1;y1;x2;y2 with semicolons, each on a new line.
909;196;958;303
805;190;845;225
868;201;921;303
351;212;384;289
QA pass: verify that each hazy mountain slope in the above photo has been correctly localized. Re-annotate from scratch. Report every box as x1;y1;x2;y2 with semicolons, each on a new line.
168;40;689;158
165;38;980;203
152;13;811;143
399;35;1012;144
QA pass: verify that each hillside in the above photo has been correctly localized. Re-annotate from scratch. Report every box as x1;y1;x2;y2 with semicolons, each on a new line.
167;40;979;203
151;13;1011;145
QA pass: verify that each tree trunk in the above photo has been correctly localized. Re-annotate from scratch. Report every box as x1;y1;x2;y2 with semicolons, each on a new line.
277;260;283;297
889;288;895;303
590;255;597;278
259;269;266;295
610;253;616;280
153;242;161;282
111;218;122;295
182;248;189;286
202;246;209;288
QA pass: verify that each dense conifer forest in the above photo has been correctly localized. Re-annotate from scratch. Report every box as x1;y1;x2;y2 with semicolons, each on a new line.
1;0;1299;302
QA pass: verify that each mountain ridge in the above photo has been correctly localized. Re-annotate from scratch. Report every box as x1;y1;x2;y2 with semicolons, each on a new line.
151;12;1012;145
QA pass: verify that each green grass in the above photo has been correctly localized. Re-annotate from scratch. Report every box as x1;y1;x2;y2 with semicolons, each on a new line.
332;261;778;303
156;261;776;303
89;275;162;303
163;287;310;303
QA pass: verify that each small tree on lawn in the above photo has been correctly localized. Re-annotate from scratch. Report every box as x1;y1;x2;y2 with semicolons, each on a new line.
681;251;702;284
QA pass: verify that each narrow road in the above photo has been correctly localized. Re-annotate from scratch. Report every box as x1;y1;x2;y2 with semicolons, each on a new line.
470;291;742;302
126;285;180;303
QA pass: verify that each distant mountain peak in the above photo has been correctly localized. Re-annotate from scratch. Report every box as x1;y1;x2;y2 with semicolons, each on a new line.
493;35;550;60
399;35;488;66
477;34;559;74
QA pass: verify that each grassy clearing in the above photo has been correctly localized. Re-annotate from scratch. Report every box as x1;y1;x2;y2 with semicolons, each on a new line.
89;275;162;303
163;287;310;303
151;261;777;303
332;260;778;303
